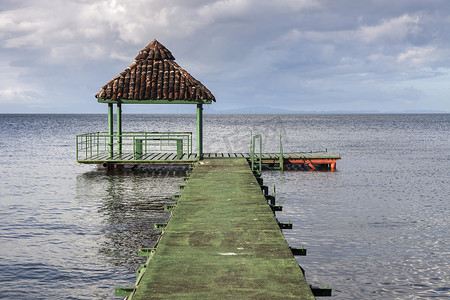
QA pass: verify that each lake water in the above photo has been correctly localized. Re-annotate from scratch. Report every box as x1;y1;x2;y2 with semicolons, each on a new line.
0;114;448;299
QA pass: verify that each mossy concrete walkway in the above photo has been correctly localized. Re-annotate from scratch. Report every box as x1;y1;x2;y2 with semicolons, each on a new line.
131;158;314;299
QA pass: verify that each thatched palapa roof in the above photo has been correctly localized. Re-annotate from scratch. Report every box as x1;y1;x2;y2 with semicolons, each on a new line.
96;40;215;103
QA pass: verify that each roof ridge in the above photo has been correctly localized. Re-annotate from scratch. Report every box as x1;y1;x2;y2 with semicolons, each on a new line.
135;39;175;61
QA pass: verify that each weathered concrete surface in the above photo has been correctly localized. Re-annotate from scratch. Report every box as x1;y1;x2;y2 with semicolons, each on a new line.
132;158;314;299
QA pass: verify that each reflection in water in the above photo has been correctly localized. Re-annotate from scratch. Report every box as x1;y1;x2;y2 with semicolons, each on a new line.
76;165;186;272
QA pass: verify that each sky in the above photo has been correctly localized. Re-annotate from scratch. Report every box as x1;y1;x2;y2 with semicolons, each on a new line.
1;0;450;113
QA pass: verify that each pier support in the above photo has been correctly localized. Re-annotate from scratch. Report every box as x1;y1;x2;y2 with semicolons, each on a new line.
197;104;203;159
330;162;336;171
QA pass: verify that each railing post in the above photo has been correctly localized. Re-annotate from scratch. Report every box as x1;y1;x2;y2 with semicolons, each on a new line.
279;133;284;171
251;137;254;171
76;136;79;161
108;103;114;158
258;135;262;174
97;133;99;156
133;136;135;159
186;133;190;157
197;104;203;159
84;135;88;158
251;134;262;176
190;132;193;155
250;130;253;154
117;102;122;155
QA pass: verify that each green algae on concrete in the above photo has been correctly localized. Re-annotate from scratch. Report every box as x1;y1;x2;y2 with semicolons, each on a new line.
131;158;314;299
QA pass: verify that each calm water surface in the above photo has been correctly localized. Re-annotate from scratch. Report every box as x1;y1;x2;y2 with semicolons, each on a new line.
0;114;448;299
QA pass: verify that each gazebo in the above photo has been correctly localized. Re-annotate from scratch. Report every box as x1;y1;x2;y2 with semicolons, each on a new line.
76;40;215;165
76;40;341;171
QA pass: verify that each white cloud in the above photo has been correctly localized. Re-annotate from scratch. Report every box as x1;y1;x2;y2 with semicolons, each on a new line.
198;0;252;20
397;46;438;67
359;14;421;44
277;0;320;11
0;87;42;104
0;58;42;105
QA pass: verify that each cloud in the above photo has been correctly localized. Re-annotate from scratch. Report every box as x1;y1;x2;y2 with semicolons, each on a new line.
1;0;450;113
0;87;42;104
397;46;438;67
359;14;421;44
0;59;44;108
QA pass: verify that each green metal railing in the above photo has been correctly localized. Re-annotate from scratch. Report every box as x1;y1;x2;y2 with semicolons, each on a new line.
249;133;284;171
76;132;193;161
250;134;262;176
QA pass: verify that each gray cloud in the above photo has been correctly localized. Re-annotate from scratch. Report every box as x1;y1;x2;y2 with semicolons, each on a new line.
1;0;450;113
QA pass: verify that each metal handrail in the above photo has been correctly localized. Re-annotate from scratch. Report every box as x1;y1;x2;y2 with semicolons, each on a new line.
250;134;262;176
76;132;193;161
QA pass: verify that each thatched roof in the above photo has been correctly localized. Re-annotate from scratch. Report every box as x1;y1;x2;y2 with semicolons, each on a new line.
95;40;215;103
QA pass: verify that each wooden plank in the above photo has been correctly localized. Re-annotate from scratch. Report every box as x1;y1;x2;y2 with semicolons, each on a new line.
159;153;171;160
121;153;134;160
140;153;153;160
150;153;165;161
85;153;103;161
161;153;172;160
146;153;161;160
95;153;111;161
114;154;125;161
112;154;125;160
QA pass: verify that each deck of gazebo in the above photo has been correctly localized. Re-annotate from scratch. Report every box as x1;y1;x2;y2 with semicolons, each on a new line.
77;134;339;171
77;151;340;169
76;131;340;169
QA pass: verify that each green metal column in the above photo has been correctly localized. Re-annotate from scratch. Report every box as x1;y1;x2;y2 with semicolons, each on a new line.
117;103;122;155
279;133;284;171
197;104;203;159
108;103;114;158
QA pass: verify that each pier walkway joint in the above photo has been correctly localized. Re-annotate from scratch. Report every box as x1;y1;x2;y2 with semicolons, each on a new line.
131;158;314;299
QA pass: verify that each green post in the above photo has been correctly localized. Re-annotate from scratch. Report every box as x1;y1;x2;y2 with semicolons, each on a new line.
279;133;284;171
117;103;122;155
176;139;183;159
135;139;143;157
197;104;203;159
251;134;262;176
108;103;114;158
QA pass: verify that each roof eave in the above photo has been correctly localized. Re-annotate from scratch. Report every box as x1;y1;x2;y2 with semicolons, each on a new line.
97;98;214;105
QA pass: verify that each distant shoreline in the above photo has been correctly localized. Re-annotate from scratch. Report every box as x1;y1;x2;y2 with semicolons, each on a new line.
0;112;448;115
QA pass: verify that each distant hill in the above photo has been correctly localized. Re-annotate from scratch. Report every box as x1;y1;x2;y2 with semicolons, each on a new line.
205;106;448;114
